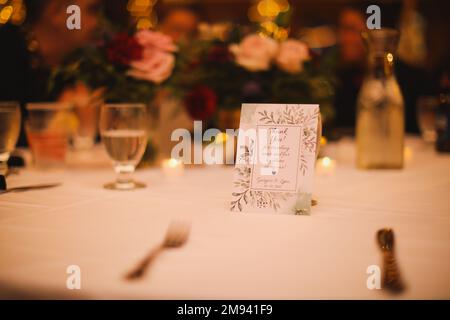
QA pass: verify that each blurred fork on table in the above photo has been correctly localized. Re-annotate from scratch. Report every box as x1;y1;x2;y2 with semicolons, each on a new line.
125;221;191;280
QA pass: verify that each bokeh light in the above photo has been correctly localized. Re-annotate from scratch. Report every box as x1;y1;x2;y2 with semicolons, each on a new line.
248;0;291;40
127;0;158;29
257;0;280;18
0;0;25;25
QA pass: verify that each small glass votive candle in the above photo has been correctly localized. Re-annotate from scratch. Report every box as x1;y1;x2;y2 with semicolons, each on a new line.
316;156;336;176
25;103;75;168
161;158;184;179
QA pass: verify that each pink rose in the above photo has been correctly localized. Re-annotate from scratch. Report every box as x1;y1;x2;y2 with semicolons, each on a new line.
134;30;178;53
276;40;310;74
128;30;177;84
229;34;279;72
128;51;175;84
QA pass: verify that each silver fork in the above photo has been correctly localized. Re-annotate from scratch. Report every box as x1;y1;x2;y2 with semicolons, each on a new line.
125;221;190;280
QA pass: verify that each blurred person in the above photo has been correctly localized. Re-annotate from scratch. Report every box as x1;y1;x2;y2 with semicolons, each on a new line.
338;8;367;66
333;7;367;132
395;0;431;134
0;0;102;146
397;0;427;67
24;0;101;67
158;5;200;42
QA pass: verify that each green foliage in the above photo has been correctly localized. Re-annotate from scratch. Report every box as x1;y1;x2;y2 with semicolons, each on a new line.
48;42;157;104
171;36;336;122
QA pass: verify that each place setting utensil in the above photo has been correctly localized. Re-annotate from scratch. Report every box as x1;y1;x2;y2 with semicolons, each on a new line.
125;221;191;280
377;228;405;293
0;179;62;195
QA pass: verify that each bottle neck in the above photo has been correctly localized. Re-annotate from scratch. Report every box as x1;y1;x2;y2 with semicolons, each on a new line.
368;53;395;78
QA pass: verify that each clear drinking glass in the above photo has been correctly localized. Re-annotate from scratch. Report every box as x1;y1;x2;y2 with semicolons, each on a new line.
0;102;21;175
100;104;148;190
416;96;439;143
26;103;74;168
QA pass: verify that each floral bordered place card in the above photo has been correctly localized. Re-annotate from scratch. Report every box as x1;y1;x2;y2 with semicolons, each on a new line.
231;103;320;215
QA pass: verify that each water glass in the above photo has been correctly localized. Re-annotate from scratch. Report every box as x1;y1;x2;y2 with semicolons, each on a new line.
417;96;439;143
100;104;148;190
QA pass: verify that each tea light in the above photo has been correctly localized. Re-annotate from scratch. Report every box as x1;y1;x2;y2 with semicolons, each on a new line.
316;156;336;176
404;146;413;163
215;132;229;145
214;132;236;165
162;158;184;178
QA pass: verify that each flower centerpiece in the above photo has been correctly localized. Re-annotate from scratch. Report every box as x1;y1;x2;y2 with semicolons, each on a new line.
51;29;177;102
49;29;178;164
174;27;335;131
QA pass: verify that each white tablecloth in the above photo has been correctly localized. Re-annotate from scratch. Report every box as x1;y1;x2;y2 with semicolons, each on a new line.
0;138;449;299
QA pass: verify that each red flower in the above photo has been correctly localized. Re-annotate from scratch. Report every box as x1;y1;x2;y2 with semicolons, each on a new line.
184;86;217;121
207;45;232;64
106;33;143;66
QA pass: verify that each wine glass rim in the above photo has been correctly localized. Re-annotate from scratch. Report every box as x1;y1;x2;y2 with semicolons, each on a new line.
27;102;72;111
103;103;146;109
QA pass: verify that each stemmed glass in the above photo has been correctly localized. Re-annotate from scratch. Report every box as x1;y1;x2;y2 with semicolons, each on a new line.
100;104;148;190
416;96;439;143
0;102;21;175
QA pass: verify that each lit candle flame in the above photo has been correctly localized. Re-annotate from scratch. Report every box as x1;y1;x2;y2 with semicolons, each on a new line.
215;133;229;144
322;156;332;167
167;158;181;168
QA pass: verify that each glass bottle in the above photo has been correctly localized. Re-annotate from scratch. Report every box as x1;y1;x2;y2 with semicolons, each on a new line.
356;29;405;169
